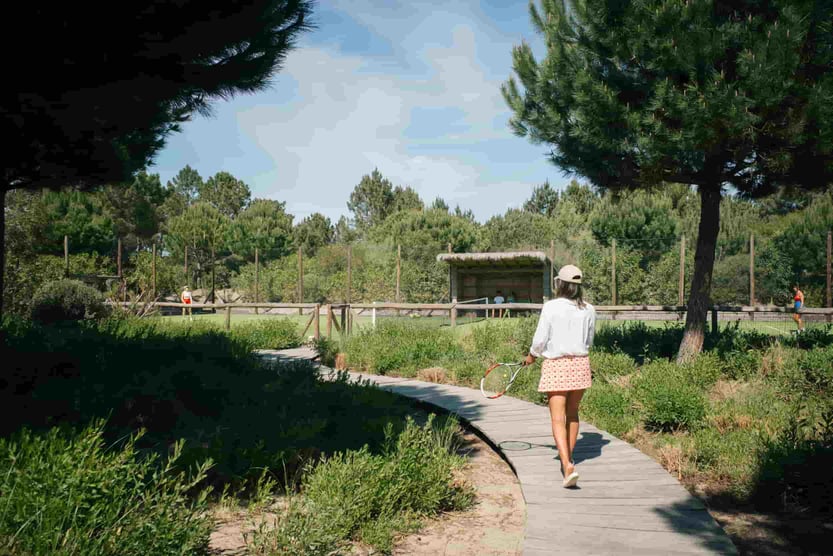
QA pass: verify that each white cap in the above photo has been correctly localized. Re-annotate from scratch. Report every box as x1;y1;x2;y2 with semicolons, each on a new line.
557;264;583;284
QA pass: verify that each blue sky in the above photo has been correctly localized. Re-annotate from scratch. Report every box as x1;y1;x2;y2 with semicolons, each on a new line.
149;0;569;224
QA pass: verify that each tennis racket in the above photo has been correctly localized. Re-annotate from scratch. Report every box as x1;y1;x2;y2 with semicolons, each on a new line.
480;362;526;399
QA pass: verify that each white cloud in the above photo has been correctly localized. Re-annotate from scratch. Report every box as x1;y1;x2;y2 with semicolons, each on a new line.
236;15;551;222
153;1;560;223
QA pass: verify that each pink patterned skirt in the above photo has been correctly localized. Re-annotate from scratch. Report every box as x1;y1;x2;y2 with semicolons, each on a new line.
537;355;592;392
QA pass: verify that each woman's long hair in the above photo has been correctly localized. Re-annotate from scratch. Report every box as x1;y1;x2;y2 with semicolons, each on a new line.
555;278;586;309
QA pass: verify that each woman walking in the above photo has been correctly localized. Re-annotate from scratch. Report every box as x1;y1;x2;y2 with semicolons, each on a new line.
792;284;805;333
524;265;596;488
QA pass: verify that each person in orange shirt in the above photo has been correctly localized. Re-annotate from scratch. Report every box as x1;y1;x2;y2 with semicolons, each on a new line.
181;285;193;321
792;284;805;333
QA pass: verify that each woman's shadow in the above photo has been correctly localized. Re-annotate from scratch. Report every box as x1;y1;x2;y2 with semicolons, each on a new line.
571;431;610;463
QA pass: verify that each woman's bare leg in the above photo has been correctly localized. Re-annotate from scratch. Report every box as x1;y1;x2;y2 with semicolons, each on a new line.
566;389;585;459
547;392;574;476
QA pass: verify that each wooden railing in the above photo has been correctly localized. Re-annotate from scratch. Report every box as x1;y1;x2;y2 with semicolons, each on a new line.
107;301;833;337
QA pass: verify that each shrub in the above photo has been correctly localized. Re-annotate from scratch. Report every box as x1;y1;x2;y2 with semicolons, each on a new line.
767;345;833;398
704;322;775;355
593;321;683;362
231;318;301;350
581;383;639;438
469;318;537;358
256;415;473;554
782;324;833;350
312;335;339;367
0;422;212;556
30;279;108;324
632;361;707;431
344;321;462;376
589;352;637;383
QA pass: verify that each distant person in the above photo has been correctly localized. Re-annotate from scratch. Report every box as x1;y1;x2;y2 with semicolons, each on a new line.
792;284;805;333
493;290;505;318
506;291;516;317
524;265;595;488
181;286;193;321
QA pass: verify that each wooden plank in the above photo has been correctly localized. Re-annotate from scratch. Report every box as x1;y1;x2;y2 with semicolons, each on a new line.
522;482;692;500
524;531;732;556
528;507;722;534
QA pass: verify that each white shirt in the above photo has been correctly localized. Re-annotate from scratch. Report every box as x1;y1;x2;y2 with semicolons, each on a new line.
493;296;505;304
529;298;596;359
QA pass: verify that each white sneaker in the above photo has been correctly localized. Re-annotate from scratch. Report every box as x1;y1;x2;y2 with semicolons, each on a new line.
562;470;579;488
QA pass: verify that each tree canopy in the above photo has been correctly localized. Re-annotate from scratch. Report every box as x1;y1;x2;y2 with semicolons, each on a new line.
503;0;833;360
1;0;313;313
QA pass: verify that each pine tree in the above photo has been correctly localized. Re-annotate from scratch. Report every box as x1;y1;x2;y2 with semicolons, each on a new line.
503;0;833;360
0;0;313;315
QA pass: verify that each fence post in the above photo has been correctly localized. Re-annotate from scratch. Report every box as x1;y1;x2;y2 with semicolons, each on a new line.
827;230;832;323
152;243;157;301
314;303;320;339
117;238;123;300
678;234;685;306
450;302;457;328
64;235;69;277
340;306;346;338
346;244;352;304
326;304;332;338
396;244;401;302
297;247;303;315
711;307;718;334
749;233;755;307
550;238;555;300
210;244;215;306
225;305;231;331
611;238;617;305
255;247;259;315
372;301;377;329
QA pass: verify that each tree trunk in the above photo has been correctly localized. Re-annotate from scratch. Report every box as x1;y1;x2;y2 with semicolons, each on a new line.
0;189;5;318
677;185;722;363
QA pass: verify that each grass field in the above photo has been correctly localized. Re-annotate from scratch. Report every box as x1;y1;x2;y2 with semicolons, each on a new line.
154;310;824;339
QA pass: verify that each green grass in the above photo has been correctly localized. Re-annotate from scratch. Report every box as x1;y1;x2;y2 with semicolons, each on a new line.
1;316;474;555
0;422;213;556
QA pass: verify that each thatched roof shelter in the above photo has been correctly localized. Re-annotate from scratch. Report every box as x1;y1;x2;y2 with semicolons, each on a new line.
437;251;552;303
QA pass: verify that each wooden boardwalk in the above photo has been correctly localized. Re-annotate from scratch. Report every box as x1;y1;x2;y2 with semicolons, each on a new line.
267;348;737;555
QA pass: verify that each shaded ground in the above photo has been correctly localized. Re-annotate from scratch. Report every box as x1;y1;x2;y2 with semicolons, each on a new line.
208;420;525;555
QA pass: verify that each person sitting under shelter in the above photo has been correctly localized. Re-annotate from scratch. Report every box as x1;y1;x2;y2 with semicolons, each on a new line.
493;290;505;318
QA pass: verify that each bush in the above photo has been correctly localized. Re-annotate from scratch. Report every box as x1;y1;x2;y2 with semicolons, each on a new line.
231;318;301;350
589;352;637;383
344;321;462;376
632;361;707;431
0;422;212;556
256;415;473;554
782;324;833;350
593;321;683;362
312;335;339;367
768;346;833;398
581;383;639;437
469;318;537;358
30;279;108;324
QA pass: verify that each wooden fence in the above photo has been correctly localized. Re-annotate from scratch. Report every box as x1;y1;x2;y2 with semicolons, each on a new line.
108;301;833;338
